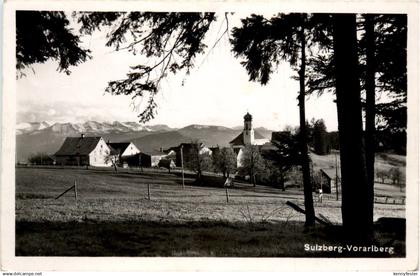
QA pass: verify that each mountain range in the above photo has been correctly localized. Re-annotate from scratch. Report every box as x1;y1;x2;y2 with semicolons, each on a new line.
16;121;274;162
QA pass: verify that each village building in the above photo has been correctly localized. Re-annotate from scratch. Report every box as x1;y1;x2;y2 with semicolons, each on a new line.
107;142;140;158
229;112;270;167
144;149;169;167
169;142;212;167
107;142;141;167
54;134;112;167
121;149;172;168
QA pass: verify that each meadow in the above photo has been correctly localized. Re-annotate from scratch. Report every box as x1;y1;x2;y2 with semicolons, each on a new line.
15;153;406;257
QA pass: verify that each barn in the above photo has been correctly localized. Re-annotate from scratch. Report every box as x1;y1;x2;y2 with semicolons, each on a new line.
54;134;112;167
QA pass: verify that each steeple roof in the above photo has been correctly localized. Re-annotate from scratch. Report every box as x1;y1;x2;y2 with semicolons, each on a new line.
243;112;252;121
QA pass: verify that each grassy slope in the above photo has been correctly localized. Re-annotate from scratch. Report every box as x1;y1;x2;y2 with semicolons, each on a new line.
15;166;406;257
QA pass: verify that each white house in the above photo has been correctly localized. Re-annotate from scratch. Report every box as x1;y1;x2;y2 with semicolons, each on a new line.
229;112;270;167
54;134;113;167
107;142;140;157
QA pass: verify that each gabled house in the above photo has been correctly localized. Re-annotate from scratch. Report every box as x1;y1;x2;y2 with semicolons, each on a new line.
107;142;140;158
54;134;112;167
107;142;141;166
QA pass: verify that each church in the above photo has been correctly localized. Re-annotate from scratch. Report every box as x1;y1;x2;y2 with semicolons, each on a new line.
229;112;270;167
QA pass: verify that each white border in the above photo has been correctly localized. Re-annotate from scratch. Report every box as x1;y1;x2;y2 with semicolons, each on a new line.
1;0;419;271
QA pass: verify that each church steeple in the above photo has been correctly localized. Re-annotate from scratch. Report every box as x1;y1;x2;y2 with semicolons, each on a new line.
243;112;254;145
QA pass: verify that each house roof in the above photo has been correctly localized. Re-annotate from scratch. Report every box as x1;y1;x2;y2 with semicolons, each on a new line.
107;142;131;155
143;149;167;156
55;137;102;156
229;131;266;146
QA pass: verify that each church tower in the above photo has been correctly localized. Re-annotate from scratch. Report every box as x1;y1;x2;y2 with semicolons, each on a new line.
243;112;255;145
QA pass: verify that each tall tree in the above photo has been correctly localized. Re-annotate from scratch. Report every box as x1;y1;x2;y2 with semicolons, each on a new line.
306;14;406;237
363;14;376;230
16;11;90;75
231;13;316;226
332;14;370;240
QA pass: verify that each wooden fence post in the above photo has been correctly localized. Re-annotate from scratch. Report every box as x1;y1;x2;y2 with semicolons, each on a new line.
181;145;185;189
147;183;151;200
225;187;229;203
74;180;77;200
55;184;76;200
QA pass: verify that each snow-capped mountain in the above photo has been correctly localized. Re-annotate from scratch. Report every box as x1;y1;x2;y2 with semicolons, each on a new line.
15;121;274;163
16;121;174;135
16;121;53;134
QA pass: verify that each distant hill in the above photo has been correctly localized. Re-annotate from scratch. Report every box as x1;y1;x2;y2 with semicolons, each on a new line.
131;131;190;153
15;121;273;163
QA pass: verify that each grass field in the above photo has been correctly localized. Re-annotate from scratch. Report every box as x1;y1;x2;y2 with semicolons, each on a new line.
15;156;406;257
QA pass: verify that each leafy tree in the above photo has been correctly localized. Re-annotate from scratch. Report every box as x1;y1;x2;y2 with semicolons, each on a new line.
183;141;213;182
158;159;175;173
28;152;54;165
389;167;404;191
212;147;237;178
231;13;319;225
312;119;329;155
76;12;217;122
104;153;118;172
16;11;90;75
240;145;265;187
262;131;300;190
376;169;389;184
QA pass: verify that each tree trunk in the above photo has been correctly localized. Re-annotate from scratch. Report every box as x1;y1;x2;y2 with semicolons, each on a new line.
364;14;376;232
332;14;371;240
298;24;315;227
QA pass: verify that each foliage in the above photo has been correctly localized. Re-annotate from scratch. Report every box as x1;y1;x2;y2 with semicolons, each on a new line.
312;119;329;155
104;154;118;172
28;153;54;165
16;11;90;75
212;147;237;177
389;167;403;185
239;145;265;186
376;169;389;183
183;141;213;181
158;159;175;172
306;14;407;143
262;131;300;189
76;12;216;122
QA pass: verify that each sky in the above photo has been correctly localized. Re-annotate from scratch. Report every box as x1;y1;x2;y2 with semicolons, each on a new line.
17;12;338;131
